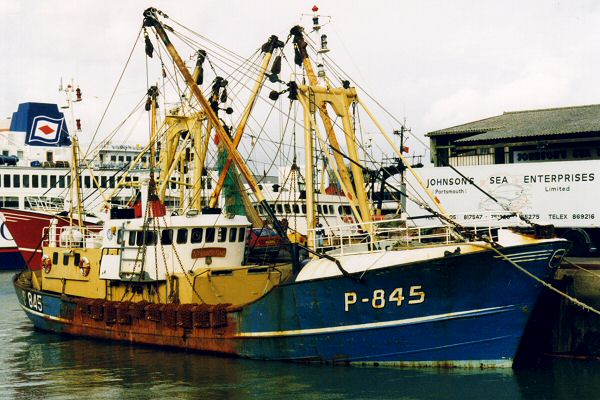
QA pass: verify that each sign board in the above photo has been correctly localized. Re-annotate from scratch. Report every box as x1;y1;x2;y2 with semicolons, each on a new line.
404;159;599;228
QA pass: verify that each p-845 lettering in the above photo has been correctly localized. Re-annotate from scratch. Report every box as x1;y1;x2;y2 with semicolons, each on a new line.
344;286;425;312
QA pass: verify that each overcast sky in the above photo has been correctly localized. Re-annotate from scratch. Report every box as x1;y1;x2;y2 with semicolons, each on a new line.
2;0;600;160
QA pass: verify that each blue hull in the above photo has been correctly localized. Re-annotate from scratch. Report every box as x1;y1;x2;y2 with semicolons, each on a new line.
13;240;568;368
236;242;565;366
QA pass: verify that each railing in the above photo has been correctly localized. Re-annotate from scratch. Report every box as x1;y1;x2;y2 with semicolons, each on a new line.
25;196;64;213
42;225;103;248
308;217;501;256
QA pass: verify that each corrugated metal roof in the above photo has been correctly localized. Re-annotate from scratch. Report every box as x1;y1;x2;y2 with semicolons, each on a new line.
427;104;600;142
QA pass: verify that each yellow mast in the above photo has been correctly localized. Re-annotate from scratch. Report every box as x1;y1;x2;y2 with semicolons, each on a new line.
143;8;289;241
70;135;84;230
291;26;367;225
303;101;316;249
208;35;283;209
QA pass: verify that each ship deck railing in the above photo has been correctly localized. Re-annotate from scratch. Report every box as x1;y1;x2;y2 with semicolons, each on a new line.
42;226;103;249
309;215;505;256
25;196;64;213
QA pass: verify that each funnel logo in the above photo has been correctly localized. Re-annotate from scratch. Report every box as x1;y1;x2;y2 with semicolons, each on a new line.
26;115;63;145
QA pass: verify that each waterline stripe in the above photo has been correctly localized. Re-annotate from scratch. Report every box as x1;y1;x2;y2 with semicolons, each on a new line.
236;305;514;338
19;304;71;324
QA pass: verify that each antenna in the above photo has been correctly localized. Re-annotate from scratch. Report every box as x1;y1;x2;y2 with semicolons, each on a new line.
307;5;331;81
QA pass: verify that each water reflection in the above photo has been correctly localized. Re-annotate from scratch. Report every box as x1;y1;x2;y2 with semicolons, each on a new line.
1;271;600;400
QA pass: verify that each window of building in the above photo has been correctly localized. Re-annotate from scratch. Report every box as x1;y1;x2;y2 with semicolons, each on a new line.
111;155;116;162
118;156;124;162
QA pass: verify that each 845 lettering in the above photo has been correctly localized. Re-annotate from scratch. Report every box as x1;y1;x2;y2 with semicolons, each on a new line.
344;286;425;312
23;291;43;312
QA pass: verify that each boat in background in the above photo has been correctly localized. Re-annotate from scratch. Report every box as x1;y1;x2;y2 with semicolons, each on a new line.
0;214;25;270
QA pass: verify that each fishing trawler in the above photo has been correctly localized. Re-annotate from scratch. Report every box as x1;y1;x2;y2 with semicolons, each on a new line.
12;7;570;367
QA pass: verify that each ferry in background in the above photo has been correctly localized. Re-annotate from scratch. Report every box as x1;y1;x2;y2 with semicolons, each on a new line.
0;102;148;269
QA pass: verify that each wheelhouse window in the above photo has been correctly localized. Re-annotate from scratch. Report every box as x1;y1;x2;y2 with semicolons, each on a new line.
128;231;136;246
191;228;203;244
13;174;20;188
218;227;227;242
238;227;246;242
23;175;29;188
161;229;173;245
176;228;188;244
41;175;48;188
229;228;237;242
205;228;215;243
145;231;157;245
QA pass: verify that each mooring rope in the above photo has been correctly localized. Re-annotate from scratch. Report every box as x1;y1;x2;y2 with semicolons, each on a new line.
562;258;600;280
484;244;600;316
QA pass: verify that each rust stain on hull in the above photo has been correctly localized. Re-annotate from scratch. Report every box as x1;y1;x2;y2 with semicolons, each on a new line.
62;298;241;355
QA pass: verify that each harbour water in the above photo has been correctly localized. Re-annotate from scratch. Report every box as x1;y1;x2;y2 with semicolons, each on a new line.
1;270;600;400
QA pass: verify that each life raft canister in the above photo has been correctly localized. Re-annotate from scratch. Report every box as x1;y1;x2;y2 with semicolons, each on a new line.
41;254;52;274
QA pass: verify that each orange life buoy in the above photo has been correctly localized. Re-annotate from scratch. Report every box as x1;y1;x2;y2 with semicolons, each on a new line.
42;255;52;274
79;257;90;277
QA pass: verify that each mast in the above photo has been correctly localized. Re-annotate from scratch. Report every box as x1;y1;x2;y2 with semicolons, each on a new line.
290;24;372;230
208;35;283;209
290;21;373;237
143;8;297;266
70;136;84;230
